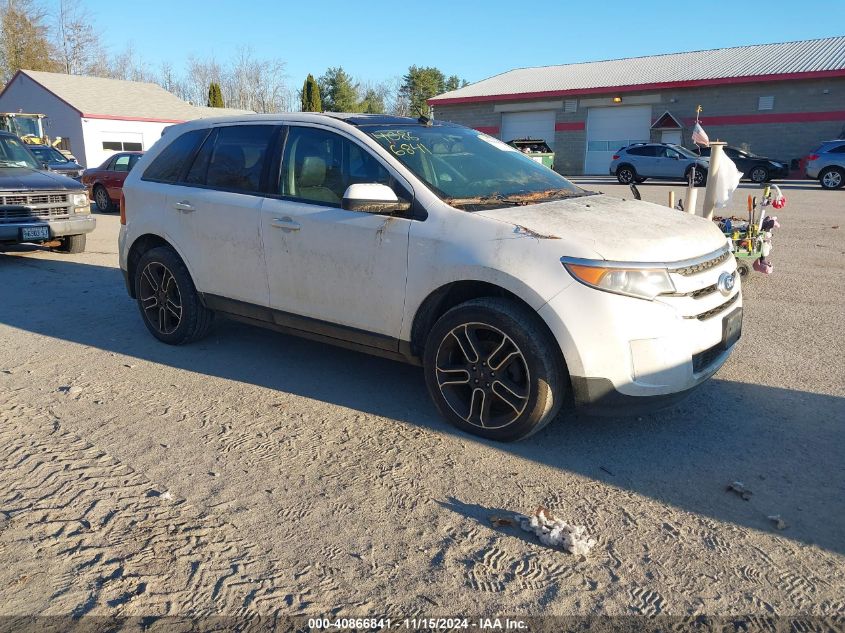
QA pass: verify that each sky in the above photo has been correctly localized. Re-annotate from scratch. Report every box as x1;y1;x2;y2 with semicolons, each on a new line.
83;0;843;87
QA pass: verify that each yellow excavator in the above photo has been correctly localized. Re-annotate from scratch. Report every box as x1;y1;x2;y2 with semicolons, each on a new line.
0;112;77;161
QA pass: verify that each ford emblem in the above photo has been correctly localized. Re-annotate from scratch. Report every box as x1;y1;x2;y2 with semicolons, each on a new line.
717;271;736;296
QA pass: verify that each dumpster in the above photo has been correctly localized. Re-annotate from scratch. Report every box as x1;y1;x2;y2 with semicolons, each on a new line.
506;138;554;169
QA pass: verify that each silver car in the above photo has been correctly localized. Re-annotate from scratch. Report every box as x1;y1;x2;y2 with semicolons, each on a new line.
610;143;710;186
806;140;845;189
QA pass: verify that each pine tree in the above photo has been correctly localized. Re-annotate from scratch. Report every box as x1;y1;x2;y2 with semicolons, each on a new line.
318;67;358;112
207;81;224;108
300;74;321;112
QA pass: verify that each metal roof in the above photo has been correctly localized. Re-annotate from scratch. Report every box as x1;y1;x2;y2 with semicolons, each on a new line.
430;37;845;104
7;70;253;121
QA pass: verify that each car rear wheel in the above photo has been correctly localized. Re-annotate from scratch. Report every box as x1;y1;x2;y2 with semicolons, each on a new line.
93;185;112;212
423;297;566;442
688;167;708;187
820;167;844;190
135;246;214;345
56;234;86;254
749;166;769;183
616;166;636;184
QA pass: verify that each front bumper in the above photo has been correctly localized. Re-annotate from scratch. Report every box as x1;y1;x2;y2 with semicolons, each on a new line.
0;215;96;242
538;263;741;413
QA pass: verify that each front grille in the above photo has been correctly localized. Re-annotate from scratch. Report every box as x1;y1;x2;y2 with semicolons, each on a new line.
684;292;740;321
670;249;733;276
693;343;725;373
0;191;71;223
665;283;718;299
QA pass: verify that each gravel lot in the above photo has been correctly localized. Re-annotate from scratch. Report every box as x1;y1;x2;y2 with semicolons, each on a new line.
0;180;843;622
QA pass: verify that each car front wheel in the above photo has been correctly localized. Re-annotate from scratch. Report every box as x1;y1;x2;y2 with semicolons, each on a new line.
134;246;214;345
423;297;566;442
820;167;844;189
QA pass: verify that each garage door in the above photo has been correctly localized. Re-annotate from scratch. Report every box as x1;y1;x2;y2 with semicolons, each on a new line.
501;111;556;147
584;106;651;174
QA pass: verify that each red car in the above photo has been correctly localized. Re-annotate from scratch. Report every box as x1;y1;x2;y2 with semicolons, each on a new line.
81;151;143;212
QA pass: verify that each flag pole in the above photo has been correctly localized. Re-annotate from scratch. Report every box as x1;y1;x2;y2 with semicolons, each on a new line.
685;105;703;215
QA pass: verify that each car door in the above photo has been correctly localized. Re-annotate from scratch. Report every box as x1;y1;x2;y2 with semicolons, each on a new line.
655;146;685;178
260;124;412;345
108;154;133;198
163;124;280;307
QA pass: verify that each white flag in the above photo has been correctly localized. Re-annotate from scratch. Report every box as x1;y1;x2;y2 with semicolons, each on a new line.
714;155;743;208
692;122;710;146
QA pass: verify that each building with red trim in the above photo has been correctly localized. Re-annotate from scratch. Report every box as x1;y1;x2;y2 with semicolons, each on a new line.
0;70;252;168
428;37;845;175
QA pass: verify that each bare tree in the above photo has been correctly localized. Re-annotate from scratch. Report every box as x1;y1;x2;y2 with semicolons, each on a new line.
221;47;288;113
54;0;99;74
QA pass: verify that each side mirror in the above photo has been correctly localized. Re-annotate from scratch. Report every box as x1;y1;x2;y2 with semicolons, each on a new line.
341;183;411;214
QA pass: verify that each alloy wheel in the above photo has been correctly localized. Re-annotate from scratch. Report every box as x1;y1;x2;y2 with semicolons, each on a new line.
95;187;110;211
139;262;183;334
750;167;768;183
822;170;842;189
618;168;634;184
434;322;530;429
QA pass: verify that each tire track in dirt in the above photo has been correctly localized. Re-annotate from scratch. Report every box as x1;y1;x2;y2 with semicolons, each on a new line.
0;392;303;616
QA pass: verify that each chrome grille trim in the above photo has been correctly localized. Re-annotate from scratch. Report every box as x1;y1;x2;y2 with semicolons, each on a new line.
669;248;733;276
560;244;732;274
684;292;740;321
0;190;72;224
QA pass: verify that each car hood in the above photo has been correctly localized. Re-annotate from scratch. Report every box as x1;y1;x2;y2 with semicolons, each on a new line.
51;162;83;171
0;167;85;190
477;193;728;262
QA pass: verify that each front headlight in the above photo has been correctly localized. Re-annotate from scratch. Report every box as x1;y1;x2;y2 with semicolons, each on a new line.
72;192;88;207
562;260;675;300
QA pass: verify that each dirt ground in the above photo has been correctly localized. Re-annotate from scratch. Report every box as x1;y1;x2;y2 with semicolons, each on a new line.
0;180;843;624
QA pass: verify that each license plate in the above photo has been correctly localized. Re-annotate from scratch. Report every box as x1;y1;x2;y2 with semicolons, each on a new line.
20;225;50;241
722;307;743;350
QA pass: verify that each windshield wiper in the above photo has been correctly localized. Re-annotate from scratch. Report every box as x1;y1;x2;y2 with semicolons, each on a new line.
445;194;527;208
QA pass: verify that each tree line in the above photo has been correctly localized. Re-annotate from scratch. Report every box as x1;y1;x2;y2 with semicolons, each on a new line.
0;0;467;115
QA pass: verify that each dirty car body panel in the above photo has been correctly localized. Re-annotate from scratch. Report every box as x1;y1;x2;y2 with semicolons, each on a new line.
120;113;741;433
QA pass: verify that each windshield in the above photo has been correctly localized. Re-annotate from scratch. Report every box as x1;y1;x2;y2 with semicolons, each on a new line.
670;145;701;159
29;145;69;163
0;136;40;169
8;116;41;138
366;124;590;209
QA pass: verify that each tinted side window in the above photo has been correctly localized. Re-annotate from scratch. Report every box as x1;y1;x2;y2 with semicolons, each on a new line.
201;125;277;193
143;129;207;183
830;144;845;154
628;146;657;156
280;127;391;206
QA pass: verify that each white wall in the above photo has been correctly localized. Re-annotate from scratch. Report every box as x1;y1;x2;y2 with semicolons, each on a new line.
0;72;85;162
80;118;173;169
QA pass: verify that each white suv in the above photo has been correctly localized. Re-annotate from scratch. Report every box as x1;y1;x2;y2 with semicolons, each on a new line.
119;114;741;441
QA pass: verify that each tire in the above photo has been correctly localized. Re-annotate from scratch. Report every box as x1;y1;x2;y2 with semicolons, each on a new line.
688;167;708;187
819;167;844;190
134;246;214;345
93;185;112;212
56;234;86;253
616;165;636;184
735;258;753;282
423;297;566;442
749;166;769;183
634;176;647;183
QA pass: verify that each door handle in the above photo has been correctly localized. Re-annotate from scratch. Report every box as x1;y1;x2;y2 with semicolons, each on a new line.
173;201;195;213
271;217;301;232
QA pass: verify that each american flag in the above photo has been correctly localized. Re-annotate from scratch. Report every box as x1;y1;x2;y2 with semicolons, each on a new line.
691;122;710;146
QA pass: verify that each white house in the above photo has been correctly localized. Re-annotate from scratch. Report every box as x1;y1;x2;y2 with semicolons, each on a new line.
0;70;253;168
